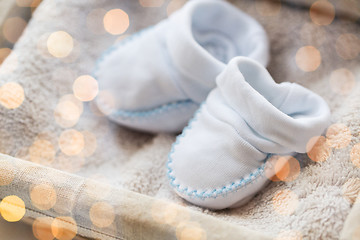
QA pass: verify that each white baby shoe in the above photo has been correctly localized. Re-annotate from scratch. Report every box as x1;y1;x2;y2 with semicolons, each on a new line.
167;57;331;210
94;0;269;133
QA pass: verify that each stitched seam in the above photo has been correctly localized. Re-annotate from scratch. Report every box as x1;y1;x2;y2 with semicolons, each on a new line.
166;103;268;199
111;99;196;119
0;197;123;240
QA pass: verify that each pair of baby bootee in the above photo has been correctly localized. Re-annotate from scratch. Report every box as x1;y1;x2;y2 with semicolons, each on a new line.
94;0;331;210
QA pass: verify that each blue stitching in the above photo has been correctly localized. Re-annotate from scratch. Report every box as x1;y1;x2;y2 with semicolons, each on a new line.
92;25;198;119
167;103;268;200
111;99;196;119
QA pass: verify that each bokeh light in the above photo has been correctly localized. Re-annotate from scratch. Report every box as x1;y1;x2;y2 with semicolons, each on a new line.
32;217;54;240
73;75;99;102
0;161;16;186
86;8;107;35
96;90;116;115
103;9;130;35
326;123;352;149
350;143;360;168
151;199;190;227
51;216;78;240
58;129;84;156
79;130;97;158
89;202;115;228
0;48;11;65
342;178;360;204
309;0;335;26
47;31;74;58
176;221;207;240
139;0;164;7
167;0;187;16
306;136;331;162
30;183;57;210
273;189;299;215
274;156;301;182
329;68;356;95
0;82;25;109
335;33;360;60
295;46;321;72
2;17;27;43
255;0;281;17
0;195;26;222
28;139;56;165
54;94;83;128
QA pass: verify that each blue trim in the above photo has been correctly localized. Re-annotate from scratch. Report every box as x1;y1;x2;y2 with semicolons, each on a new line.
167;104;268;200
92;25;198;119
111;99;196;119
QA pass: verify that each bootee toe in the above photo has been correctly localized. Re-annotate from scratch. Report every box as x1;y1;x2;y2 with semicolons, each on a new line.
167;57;331;209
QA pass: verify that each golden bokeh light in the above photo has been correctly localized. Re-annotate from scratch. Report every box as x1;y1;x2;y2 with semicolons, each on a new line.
0;82;25;109
255;0;281;17
350;143;360;168
96;90;116;115
342;178;360;204
273;189;299;216
275;230;303;240
139;0;165;7
0;48;11;65
79;130;97;157
335;33;360;60
47;31;74;58
329;68;356;95
84;176;112;200
58;129;85;156
103;9;130;35
326;123;352;149
295;46;321;72
51;216;78;240
167;0;187;16
274;156;301;182
2;17;27;43
265;155;282;182
89;202;115;228
309;0;335;26
30;183;57;210
86;8;107;35
151;200;190;227
0;195;26;222
32;217;54;240
73;75;99;102
176;221;206;240
306;136;331;162
28;139;56;165
54;94;83;128
0;161;16;186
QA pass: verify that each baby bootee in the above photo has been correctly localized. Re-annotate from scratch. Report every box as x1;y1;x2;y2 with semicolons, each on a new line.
167;57;331;210
94;0;269;133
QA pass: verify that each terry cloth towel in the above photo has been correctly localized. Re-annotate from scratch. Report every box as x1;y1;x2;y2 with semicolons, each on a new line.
168;56;330;210
0;0;359;239
94;0;269;133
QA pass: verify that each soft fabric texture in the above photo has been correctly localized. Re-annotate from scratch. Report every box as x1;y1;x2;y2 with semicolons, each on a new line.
94;0;269;133
0;0;360;239
168;57;331;209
